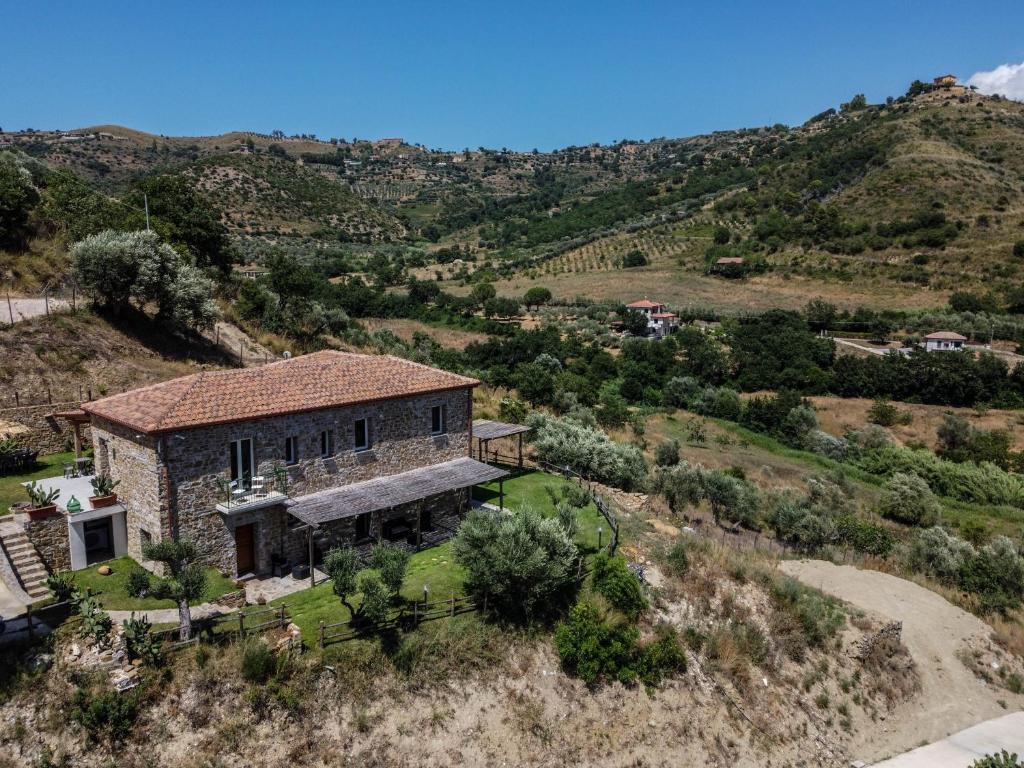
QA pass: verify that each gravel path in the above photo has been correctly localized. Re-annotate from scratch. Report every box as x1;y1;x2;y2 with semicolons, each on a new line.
780;559;1024;763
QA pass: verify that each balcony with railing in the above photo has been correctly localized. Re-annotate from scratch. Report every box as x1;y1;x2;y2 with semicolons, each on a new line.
215;472;290;514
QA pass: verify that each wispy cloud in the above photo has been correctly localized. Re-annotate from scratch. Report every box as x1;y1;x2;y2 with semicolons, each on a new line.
967;62;1024;101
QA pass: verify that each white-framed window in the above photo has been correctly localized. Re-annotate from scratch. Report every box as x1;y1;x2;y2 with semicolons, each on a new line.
354;418;371;452
430;404;447;435
320;429;334;458
229;437;255;489
285;436;298;466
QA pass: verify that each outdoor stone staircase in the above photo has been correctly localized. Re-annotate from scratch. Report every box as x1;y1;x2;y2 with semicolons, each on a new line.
0;526;50;600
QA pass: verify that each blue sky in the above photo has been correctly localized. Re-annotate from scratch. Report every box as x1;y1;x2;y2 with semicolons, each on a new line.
3;1;1023;150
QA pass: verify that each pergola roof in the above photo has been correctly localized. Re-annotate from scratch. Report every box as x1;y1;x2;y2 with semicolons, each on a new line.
285;457;507;526
472;419;531;441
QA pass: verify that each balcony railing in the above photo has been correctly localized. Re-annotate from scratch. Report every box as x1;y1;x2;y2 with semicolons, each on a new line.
215;474;290;514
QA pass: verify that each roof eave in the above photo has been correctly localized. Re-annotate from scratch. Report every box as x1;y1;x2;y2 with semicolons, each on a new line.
84;380;479;437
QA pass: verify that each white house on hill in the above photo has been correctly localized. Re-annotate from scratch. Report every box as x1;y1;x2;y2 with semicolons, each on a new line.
625;299;679;338
924;331;966;352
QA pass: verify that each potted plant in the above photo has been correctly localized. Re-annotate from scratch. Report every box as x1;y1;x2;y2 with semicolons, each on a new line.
24;481;60;519
89;474;120;509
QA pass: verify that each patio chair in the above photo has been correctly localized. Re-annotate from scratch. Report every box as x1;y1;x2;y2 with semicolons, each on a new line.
250;475;265;497
63;463;77;479
229;480;247;503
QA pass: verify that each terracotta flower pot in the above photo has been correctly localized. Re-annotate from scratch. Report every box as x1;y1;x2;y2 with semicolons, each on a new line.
89;494;118;509
26;504;59;520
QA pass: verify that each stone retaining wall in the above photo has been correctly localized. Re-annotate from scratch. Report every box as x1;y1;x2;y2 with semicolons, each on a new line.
0;402;91;455
25;514;71;573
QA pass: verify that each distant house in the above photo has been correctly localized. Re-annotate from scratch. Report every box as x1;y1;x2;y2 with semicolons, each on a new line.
234;264;270;280
709;256;745;278
924;331;966;352
625;299;679;338
933;74;958;88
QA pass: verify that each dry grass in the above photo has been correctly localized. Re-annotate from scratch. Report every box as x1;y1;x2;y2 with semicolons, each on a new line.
810;396;1024;451
360;318;487;350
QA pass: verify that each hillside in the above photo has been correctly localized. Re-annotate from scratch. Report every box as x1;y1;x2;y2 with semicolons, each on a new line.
183;153;407;250
0;310;233;406
5;84;1024;308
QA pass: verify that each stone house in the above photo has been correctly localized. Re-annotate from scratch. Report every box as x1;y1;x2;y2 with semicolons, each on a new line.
72;351;506;578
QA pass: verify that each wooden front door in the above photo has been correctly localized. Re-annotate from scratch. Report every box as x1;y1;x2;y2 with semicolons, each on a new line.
235;523;256;574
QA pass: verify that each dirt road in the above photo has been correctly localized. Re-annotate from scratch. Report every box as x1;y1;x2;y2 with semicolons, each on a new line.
780;560;1024;763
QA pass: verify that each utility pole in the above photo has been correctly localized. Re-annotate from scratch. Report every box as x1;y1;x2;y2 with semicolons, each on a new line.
144;193;150;231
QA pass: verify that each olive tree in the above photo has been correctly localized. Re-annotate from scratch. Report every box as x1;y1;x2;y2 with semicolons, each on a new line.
452;505;578;622
879;472;941;526
141;539;207;641
73;229;217;329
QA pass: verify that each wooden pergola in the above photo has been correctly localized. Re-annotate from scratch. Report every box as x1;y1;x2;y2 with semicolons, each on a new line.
51;408;90;458
472;419;531;468
286;457;510;586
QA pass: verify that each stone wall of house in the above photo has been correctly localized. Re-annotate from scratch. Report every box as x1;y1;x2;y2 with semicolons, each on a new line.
25;514;71;573
89;419;164;568
94;387;474;577
0;402;92;455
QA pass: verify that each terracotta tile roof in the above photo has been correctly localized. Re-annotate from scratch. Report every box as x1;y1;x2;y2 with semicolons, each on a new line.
626;299;662;309
651;312;677;319
715;257;744;265
925;331;967;341
81;351;479;435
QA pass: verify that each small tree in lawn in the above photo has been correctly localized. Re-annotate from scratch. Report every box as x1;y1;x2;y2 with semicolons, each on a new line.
324;545;360;615
370;543;410;599
142;539;207;641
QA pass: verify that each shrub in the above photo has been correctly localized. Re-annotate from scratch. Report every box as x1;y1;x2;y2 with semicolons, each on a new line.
369;544;410;597
323;546;360;608
972;751;1023;768
121;613;161;666
357;572;392;624
452;506;579;622
622;250;648;268
690;386;742;421
241;640;277;684
655;439;681;467
527;413;647;490
663;376;698;408
867;399;910;427
46;572;75;602
554;600;640;686
498;396;528;424
1014;240;1024;259
125;568;151;599
907;526;975;585
635;625;687;687
663;538;690;577
959;536;1024;614
591;553;647;620
836;516;896;557
72;687;141;744
769;576;844;650
804;429;849;460
878;472;941;526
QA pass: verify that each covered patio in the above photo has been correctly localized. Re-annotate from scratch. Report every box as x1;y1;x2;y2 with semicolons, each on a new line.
284;456;509;586
472;419;531;468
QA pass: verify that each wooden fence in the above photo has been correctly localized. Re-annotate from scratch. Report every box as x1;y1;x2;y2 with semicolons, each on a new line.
478;451;621;555
151;604;291;650
318;594;477;648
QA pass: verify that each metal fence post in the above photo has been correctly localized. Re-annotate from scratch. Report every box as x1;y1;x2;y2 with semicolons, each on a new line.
318;620;325;649
238;611;245;636
450;593;455;617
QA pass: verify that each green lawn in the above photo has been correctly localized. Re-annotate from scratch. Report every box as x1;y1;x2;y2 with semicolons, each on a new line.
276;470;609;644
70;556;237;611
271;540;467;642
0;451;75;515
474;469;609;553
